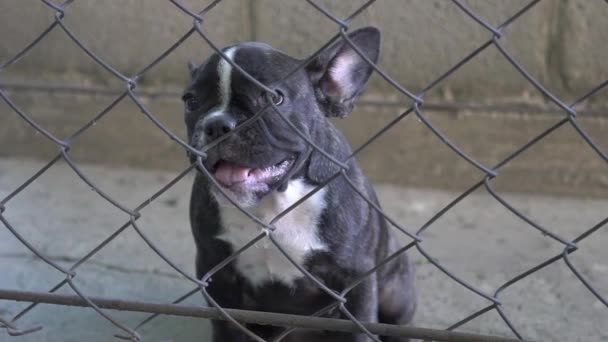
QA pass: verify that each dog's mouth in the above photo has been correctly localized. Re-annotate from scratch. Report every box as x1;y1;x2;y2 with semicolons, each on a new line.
211;158;294;191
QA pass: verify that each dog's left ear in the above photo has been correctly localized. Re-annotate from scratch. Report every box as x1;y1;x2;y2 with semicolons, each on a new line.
306;27;380;118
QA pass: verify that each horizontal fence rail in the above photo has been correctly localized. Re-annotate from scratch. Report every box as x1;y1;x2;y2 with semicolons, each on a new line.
0;289;528;342
1;0;607;341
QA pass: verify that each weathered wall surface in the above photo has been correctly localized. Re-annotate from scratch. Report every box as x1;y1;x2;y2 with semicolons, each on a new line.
1;1;606;99
0;1;606;196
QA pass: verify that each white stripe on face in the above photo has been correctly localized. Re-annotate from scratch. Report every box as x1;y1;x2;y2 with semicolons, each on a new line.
218;47;237;111
204;47;238;121
199;47;238;144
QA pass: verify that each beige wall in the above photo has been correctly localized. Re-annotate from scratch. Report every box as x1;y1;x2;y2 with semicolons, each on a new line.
1;1;606;99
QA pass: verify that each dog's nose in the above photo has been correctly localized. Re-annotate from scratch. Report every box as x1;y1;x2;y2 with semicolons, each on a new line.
202;114;237;141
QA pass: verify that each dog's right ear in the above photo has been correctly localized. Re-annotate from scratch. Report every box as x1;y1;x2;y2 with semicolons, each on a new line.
187;60;198;78
306;27;381;118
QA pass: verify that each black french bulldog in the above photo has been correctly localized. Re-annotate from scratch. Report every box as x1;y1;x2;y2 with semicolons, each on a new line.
183;27;416;342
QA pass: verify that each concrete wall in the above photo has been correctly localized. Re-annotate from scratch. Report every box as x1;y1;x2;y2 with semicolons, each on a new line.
0;1;607;197
1;1;607;98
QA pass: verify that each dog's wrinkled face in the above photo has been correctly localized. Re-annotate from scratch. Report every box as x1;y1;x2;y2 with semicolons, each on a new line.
183;28;381;207
183;43;306;206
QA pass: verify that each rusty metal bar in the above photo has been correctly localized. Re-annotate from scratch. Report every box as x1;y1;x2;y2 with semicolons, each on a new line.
0;289;527;342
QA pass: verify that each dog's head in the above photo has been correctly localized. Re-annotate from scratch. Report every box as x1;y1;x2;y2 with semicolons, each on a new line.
183;27;380;207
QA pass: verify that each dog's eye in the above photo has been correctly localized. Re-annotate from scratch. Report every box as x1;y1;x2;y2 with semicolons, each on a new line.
182;94;200;112
273;90;284;106
256;90;284;108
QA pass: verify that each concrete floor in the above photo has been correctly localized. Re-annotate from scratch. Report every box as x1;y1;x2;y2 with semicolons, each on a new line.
0;158;606;342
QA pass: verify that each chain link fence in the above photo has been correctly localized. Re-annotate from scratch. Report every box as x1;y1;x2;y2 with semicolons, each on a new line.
1;0;607;341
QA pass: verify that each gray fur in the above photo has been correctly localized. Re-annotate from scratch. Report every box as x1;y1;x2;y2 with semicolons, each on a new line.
183;27;415;342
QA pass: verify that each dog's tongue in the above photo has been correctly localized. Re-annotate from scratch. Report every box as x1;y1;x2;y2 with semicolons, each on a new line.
214;161;252;186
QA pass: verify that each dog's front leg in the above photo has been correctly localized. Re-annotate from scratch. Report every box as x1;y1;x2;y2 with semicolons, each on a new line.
341;274;379;342
211;320;250;342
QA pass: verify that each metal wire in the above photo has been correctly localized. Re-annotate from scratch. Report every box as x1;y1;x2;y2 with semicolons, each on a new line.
0;0;606;341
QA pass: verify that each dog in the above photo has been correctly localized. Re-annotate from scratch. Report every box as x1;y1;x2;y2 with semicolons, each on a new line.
183;27;416;342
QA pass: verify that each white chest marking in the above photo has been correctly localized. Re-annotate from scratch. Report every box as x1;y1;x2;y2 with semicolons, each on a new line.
216;180;328;287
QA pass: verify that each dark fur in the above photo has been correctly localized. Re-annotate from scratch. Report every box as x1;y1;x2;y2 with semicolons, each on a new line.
184;27;416;341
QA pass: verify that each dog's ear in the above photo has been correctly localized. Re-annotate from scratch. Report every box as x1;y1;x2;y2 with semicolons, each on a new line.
306;27;380;118
187;60;198;78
